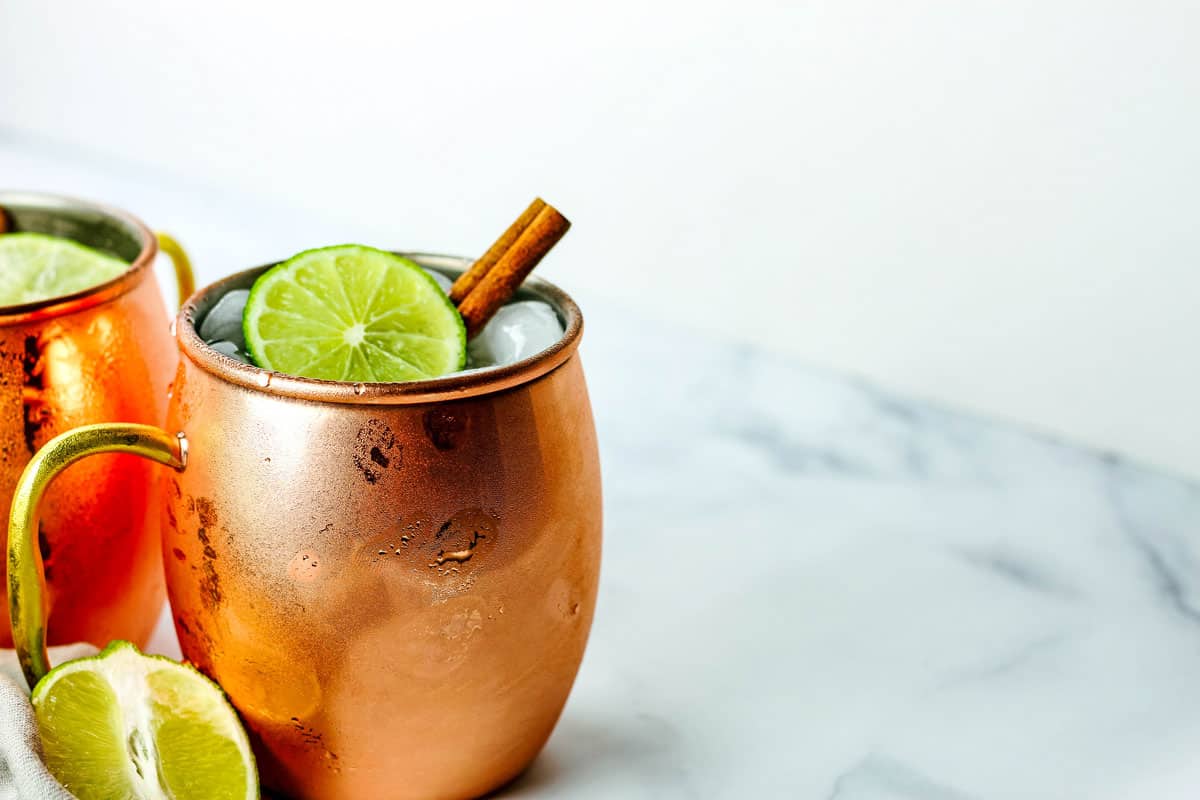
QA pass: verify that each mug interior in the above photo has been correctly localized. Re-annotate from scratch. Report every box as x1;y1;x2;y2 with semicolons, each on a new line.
0;192;147;261
180;252;585;405
191;254;567;320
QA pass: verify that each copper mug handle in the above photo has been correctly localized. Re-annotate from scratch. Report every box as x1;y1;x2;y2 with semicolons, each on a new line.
7;423;187;688
156;232;196;308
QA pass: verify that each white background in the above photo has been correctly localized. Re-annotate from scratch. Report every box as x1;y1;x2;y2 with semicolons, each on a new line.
2;1;1199;476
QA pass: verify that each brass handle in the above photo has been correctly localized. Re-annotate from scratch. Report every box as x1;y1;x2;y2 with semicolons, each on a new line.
155;232;196;309
7;423;186;688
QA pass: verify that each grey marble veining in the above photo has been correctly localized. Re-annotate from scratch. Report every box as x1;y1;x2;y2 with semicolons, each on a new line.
499;305;1200;799
6;136;1200;798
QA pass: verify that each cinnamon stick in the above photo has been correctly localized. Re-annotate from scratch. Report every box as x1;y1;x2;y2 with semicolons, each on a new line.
457;202;570;337
449;198;546;304
0;207;8;235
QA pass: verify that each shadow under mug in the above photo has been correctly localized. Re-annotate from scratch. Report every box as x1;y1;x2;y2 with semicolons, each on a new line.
0;191;193;650
9;256;602;800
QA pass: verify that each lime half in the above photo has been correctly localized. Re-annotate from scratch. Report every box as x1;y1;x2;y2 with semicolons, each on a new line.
243;244;466;381
32;641;258;800
0;232;129;305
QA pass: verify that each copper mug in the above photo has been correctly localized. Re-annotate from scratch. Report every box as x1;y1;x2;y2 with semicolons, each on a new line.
9;255;602;799
0;192;193;649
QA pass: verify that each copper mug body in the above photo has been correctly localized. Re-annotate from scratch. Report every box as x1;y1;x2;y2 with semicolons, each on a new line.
0;192;193;648
9;254;601;799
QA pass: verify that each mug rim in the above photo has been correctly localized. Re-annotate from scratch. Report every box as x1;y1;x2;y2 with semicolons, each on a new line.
0;191;158;326
177;252;585;405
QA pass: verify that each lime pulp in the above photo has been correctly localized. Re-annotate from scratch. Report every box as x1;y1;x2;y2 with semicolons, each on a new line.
32;640;258;800
0;232;129;306
242;244;466;381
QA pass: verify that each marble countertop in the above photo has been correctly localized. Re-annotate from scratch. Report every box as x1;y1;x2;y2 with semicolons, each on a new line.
5;134;1200;799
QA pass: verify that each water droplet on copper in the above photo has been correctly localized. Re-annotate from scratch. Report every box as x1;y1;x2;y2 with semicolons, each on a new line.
353;383;367;396
257;371;273;388
168;319;177;337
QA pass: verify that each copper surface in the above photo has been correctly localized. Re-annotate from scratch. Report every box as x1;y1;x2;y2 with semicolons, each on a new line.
163;256;602;799
0;192;179;649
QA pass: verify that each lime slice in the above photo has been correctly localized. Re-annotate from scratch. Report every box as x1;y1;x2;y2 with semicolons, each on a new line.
0;232;129;305
32;641;258;800
243;244;466;381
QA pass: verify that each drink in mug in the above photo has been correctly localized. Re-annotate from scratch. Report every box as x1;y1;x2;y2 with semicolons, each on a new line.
11;240;601;798
0;192;191;649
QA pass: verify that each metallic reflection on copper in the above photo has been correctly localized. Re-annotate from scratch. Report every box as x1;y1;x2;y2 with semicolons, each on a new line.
0;193;182;649
164;256;602;799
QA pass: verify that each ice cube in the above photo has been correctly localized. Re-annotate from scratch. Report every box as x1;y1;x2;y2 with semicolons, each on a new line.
422;268;454;294
208;340;251;364
467;301;564;367
199;289;250;347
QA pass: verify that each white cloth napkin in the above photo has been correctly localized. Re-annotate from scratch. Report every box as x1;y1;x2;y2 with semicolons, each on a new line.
0;645;96;800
